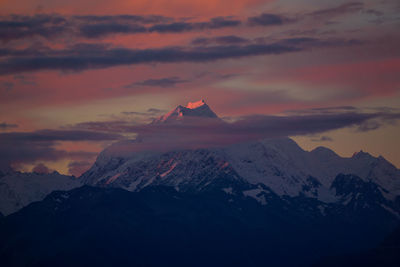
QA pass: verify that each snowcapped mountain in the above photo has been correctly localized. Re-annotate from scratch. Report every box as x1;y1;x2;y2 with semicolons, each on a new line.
4;101;398;219
152;99;218;123
81;101;400;218
0;171;81;215
2;100;400;266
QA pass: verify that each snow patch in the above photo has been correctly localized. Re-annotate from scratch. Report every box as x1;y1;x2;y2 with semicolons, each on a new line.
106;173;122;184
186;99;206;109
220;162;229;169
243;188;267;205
222;187;233;195
317;186;338;203
160;162;178;178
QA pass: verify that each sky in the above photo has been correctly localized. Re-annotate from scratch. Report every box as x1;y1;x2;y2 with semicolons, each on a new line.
0;0;399;176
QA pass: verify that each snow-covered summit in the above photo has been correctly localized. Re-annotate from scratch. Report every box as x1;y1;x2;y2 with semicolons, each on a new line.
153;99;218;123
186;99;207;109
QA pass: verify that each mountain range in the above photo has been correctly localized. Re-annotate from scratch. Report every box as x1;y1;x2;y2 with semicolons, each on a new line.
1;100;399;266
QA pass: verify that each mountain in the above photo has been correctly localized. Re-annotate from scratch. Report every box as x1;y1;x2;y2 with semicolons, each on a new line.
83;101;400;201
0;185;397;267
152;99;218;123
1;101;400;266
85;138;398;193
0;171;81;216
77;101;400;265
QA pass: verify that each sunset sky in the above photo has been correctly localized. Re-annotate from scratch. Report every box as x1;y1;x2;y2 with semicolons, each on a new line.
0;0;399;176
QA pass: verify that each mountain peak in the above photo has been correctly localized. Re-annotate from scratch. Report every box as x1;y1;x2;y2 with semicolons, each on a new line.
352;150;371;158
153;100;218;123
186;99;206;109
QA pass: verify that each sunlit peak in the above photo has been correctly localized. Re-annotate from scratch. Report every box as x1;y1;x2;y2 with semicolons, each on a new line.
186;99;206;109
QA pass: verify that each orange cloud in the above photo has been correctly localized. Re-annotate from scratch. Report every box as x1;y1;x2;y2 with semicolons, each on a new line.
0;0;271;17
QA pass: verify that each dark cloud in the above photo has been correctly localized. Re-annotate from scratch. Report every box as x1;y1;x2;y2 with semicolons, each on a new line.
310;106;358;112
205;17;242;28
0;35;363;75
74;15;172;24
126;76;188;88
282;29;319;37
220;112;379;137
284;106;358;115
191;37;211;45
0;14;174;41
69;108;400;156
69;119;144;133
79;23;147;38
148;17;241;33
0;14;242;41
278;37;364;48
0;6;369;42
0;5;374;42
192;35;249;45
0;13;293;41
70;120;137;132
147;108;164;113
148;22;194;33
0;44;60;58
0;129;122;142
0;14;68;42
0;129;121;168
0;41;303;75
279;37;320;45
0;122;18;130
215;35;248;44
248;13;288;26
307;2;364;18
